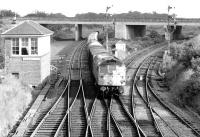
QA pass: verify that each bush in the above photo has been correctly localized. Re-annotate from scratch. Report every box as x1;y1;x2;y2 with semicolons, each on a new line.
0;74;32;136
191;57;200;71
165;35;200;109
169;40;198;68
147;30;164;44
171;72;200;106
181;79;200;104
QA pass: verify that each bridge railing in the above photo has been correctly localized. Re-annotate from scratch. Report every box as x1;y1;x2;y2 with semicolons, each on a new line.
1;17;200;23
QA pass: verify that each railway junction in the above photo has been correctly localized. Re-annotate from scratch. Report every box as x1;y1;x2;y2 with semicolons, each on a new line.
1;20;200;137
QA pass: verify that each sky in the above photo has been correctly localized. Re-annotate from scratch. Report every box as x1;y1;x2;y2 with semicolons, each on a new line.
0;0;200;18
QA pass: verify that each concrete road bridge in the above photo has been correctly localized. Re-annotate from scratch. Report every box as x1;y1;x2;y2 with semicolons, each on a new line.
2;17;200;40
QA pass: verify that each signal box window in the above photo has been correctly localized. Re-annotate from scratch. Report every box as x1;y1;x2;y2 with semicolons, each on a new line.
31;38;38;55
21;38;29;55
100;66;107;73
12;38;19;55
108;65;116;73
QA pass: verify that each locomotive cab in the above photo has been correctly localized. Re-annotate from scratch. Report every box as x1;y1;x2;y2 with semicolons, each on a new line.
97;56;126;95
87;32;126;97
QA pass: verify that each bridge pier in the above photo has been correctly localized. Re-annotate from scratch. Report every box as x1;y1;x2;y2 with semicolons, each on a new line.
173;26;182;40
115;23;146;40
115;23;126;39
75;24;82;41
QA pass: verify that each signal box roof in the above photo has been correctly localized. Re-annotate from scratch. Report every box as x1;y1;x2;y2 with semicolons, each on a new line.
1;20;53;36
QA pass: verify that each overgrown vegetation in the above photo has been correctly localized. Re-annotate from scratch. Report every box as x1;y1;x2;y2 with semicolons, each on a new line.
162;35;200;110
0;74;32;136
124;30;165;52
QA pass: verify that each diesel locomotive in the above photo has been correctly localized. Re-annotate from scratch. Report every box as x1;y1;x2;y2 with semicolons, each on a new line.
87;32;126;95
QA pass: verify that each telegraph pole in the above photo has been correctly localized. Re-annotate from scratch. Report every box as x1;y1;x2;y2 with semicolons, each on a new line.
166;5;177;53
105;5;113;51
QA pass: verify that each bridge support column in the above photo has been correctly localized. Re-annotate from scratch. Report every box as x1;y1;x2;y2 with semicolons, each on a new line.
173;26;182;40
115;23;126;39
75;24;82;41
115;23;146;40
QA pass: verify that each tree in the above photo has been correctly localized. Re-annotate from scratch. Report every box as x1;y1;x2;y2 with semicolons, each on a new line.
152;11;157;14
24;11;66;18
24;11;48;17
0;10;20;17
49;13;66;18
75;12;107;19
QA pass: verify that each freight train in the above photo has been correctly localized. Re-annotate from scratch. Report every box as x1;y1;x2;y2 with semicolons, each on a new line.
87;32;126;96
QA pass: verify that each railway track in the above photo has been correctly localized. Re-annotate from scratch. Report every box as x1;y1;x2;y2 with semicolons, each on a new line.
111;95;142;137
147;58;200;137
114;43;167;137
23;79;66;137
55;41;89;137
24;41;87;137
90;96;107;137
133;55;200;137
67;43;88;137
106;43;166;137
133;57;162;137
124;42;166;68
30;38;127;137
86;92;124;137
105;96;123;137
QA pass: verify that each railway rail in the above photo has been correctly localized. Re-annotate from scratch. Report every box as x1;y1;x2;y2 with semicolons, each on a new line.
133;55;200;137
113;43;167;137
111;94;143;137
54;41;89;137
147;58;200;137
124;42;166;68
89;95;108;137
104;96;123;137
133;57;162;137
24;41;87;137
107;43;167;137
84;77;122;137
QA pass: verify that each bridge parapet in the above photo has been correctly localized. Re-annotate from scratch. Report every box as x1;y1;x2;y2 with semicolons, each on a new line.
1;17;200;24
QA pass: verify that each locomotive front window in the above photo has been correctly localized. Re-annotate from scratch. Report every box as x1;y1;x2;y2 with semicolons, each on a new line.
108;65;116;73
99;65;116;73
100;66;107;73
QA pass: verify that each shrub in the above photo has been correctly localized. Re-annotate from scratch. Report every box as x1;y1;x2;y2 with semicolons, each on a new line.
165;35;200;109
0;74;32;136
191;57;200;71
171;72;200;106
147;30;164;44
181;79;200;104
169;41;197;68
